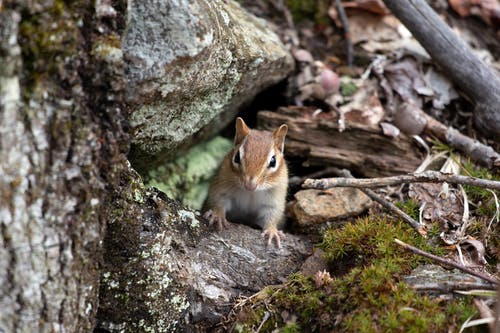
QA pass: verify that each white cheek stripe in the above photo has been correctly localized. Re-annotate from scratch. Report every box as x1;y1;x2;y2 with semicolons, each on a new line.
267;147;278;172
239;145;245;163
233;144;245;169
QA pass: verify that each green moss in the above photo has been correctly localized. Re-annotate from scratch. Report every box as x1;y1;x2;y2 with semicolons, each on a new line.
285;0;330;24
340;80;357;97
460;159;500;218
18;0;80;92
232;217;479;332
145;136;232;209
395;198;420;221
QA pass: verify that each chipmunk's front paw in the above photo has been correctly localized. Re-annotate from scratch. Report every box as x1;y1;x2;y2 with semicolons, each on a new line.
261;226;286;248
203;209;230;230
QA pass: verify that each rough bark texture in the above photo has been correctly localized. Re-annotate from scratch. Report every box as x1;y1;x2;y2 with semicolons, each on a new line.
382;0;500;139
258;108;424;177
0;1;128;331
97;187;312;332
0;1;311;332
125;0;294;172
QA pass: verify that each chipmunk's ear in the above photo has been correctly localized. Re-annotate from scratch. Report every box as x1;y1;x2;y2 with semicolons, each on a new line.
235;117;250;145
273;124;288;153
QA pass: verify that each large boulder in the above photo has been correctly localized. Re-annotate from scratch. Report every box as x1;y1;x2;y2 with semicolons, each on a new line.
125;0;294;171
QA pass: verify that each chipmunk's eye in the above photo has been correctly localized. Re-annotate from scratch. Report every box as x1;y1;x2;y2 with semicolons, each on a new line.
233;151;241;165
268;155;276;168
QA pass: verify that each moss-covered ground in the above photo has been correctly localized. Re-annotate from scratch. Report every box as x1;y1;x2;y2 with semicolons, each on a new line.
230;216;485;332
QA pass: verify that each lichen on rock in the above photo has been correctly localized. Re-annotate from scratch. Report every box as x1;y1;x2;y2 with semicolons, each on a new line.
124;0;294;171
146;136;232;210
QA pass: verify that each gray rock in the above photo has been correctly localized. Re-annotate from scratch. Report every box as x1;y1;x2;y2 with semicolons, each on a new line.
124;0;294;170
404;264;495;294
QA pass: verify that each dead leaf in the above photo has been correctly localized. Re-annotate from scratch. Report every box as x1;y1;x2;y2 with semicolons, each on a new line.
348;13;400;44
293;49;314;63
339;79;385;127
384;58;431;107
449;0;500;25
423;68;459;109
461;239;487;265
342;0;390;15
380;122;400;137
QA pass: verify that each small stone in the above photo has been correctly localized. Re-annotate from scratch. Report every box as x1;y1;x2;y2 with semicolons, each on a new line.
300;249;328;277
404;264;493;294
290;188;371;227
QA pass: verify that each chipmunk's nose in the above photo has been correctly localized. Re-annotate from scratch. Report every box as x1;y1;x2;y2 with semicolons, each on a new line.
244;177;258;191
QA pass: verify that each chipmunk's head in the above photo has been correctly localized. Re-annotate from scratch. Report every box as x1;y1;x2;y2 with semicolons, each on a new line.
231;117;288;191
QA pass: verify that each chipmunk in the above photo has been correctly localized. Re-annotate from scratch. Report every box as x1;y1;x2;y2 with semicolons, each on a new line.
203;117;288;248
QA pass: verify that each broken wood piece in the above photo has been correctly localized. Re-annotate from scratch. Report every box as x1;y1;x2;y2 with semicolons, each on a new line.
258;108;423;177
398;102;500;168
303;170;500;191
382;0;500;138
422;110;500;169
394;238;499;286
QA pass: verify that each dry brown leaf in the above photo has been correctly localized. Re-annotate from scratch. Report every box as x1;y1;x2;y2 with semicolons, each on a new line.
339;80;385;127
348;13;400;44
384;58;430;107
293;49;314;63
461;239;487;265
380;122;400;137
343;0;390;15
449;0;500;25
423;68;459;109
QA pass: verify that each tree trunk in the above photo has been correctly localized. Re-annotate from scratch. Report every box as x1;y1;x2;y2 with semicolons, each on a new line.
0;1;128;331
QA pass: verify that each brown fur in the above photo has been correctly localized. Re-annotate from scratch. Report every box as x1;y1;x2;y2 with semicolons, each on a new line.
203;118;289;247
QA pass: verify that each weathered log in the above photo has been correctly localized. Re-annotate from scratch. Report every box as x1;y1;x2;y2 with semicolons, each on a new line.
258;108;424;177
382;0;500;139
97;187;312;332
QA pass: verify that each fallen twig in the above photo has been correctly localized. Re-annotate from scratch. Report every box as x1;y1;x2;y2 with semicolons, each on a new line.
472;299;495;332
363;187;424;235
394;238;499;286
421;107;500;169
382;0;500;138
315;168;425;235
288;167;340;187
334;0;353;67
303;170;500;191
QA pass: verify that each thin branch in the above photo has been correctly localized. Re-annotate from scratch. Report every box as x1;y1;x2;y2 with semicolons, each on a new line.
335;0;353;67
320;168;425;235
303;170;500;191
288;167;341;187
364;187;424;235
394;239;499;286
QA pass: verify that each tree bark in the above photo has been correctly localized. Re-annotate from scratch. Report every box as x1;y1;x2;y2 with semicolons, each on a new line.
0;1;128;331
382;0;500;139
